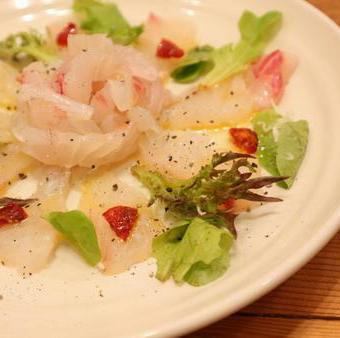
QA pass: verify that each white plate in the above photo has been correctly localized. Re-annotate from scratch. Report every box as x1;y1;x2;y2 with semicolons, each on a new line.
1;1;340;337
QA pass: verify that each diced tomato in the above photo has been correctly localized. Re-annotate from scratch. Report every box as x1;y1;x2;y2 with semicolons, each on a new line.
56;22;77;47
102;206;138;241
252;50;284;102
218;198;235;212
156;39;184;59
0;203;28;227
229;128;258;154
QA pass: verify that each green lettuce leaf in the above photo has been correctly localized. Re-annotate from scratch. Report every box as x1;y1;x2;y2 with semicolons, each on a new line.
0;31;57;70
170;45;215;83
252;109;282;177
276;121;309;188
45;210;101;266
153;217;234;286
202;11;282;86
171;10;282;85
73;0;143;45
252;110;309;189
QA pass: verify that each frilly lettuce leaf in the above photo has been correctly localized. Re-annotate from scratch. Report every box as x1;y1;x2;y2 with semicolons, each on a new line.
171;10;282;85
73;0;143;45
152;217;234;286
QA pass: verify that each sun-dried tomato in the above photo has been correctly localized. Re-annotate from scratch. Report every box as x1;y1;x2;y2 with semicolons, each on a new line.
218;198;235;212
229;128;258;154
56;22;77;47
0;203;28;227
156;39;184;59
102;206;138;241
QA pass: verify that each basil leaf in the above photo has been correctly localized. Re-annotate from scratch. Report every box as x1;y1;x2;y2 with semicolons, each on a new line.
45;210;101;266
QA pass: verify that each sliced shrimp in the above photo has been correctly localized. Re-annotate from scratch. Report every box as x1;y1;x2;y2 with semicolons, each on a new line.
161;50;297;130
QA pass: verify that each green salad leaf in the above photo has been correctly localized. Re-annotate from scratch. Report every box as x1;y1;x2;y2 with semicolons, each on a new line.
170;45;215;84
45;210;101;266
0;31;57;70
252;110;282;177
153;217;234;286
276;121;309;188
252;110;309;189
203;11;282;86
73;0;143;45
171;10;282;85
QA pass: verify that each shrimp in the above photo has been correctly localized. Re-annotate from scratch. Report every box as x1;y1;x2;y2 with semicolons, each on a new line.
161;50;297;130
12;34;170;168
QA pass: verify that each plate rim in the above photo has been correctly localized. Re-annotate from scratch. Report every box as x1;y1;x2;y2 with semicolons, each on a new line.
1;1;340;337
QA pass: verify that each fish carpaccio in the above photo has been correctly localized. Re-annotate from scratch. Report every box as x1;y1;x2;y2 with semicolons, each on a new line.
0;16;297;276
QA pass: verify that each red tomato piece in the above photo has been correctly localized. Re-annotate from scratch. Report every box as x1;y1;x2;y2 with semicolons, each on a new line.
218;198;235;212
156;39;184;59
56;22;77;47
102;206;138;241
0;203;28;227
229;128;258;154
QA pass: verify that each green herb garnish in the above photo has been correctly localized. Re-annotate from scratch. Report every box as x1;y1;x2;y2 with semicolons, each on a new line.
252;110;309;189
45;210;101;266
0;31;57;70
171;10;282;85
73;0;143;45
133;152;286;285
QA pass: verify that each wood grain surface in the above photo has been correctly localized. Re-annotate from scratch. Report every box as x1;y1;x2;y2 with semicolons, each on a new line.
184;1;340;337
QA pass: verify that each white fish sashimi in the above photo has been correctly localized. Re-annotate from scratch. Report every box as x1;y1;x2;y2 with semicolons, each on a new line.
0;61;19;108
79;168;165;274
0;166;69;273
140;130;230;179
20;84;94;120
137;14;196;76
13;34;167;168
161;75;255;130
0;144;37;189
162;50;297;130
12;116;140;168
0;218;59;274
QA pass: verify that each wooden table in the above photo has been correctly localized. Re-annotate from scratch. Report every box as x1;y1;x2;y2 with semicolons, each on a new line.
185;1;340;337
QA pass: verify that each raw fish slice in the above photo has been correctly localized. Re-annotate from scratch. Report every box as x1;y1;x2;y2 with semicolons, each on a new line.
0;218;59;274
140;130;230;179
162;51;297;130
79;168;165;274
138;14;196;76
0;167;69;273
